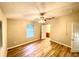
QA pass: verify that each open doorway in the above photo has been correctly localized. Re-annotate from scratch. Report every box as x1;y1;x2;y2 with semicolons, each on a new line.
41;24;51;40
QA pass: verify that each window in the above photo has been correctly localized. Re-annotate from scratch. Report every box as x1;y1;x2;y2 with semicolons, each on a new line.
26;24;34;38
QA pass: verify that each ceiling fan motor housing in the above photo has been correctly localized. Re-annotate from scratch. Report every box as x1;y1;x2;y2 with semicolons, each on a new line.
40;12;45;16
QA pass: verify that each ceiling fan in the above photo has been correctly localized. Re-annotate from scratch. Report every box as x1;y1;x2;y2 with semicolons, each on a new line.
38;12;55;23
35;3;55;24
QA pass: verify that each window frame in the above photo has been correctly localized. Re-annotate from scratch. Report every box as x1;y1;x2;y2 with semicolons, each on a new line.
26;23;35;38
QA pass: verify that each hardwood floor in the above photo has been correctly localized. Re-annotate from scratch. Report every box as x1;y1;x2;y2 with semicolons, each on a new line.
7;39;79;57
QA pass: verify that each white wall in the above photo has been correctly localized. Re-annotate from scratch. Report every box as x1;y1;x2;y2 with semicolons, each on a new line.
0;9;7;57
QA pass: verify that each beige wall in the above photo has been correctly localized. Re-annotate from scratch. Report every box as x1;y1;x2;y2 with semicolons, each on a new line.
0;9;7;57
7;13;79;50
50;12;79;47
50;15;73;47
7;19;41;49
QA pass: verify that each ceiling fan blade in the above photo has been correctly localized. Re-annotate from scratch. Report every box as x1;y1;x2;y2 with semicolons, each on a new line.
51;17;55;19
44;17;55;21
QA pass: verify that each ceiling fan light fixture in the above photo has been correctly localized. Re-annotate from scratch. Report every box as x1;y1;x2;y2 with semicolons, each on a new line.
38;19;45;23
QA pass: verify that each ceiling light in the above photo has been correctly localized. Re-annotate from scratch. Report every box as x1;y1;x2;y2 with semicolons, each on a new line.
38;19;45;23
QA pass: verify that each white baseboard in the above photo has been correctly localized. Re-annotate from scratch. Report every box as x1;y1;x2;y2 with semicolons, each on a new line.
7;39;39;50
7;39;71;50
50;39;71;48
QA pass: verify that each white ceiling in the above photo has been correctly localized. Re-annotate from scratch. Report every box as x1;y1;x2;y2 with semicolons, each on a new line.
0;2;79;20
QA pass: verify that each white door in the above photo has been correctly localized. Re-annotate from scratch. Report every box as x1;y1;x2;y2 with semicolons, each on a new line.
72;23;79;52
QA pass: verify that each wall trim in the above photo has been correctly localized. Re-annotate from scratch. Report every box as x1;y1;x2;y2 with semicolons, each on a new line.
7;39;40;50
7;39;71;50
50;39;71;48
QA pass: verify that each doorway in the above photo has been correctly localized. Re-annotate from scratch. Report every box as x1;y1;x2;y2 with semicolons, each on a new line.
41;24;51;39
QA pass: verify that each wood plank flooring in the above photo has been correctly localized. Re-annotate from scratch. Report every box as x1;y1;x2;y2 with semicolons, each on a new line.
7;39;79;57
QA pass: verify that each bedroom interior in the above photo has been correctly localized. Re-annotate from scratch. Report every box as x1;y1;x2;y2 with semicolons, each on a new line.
0;2;79;57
